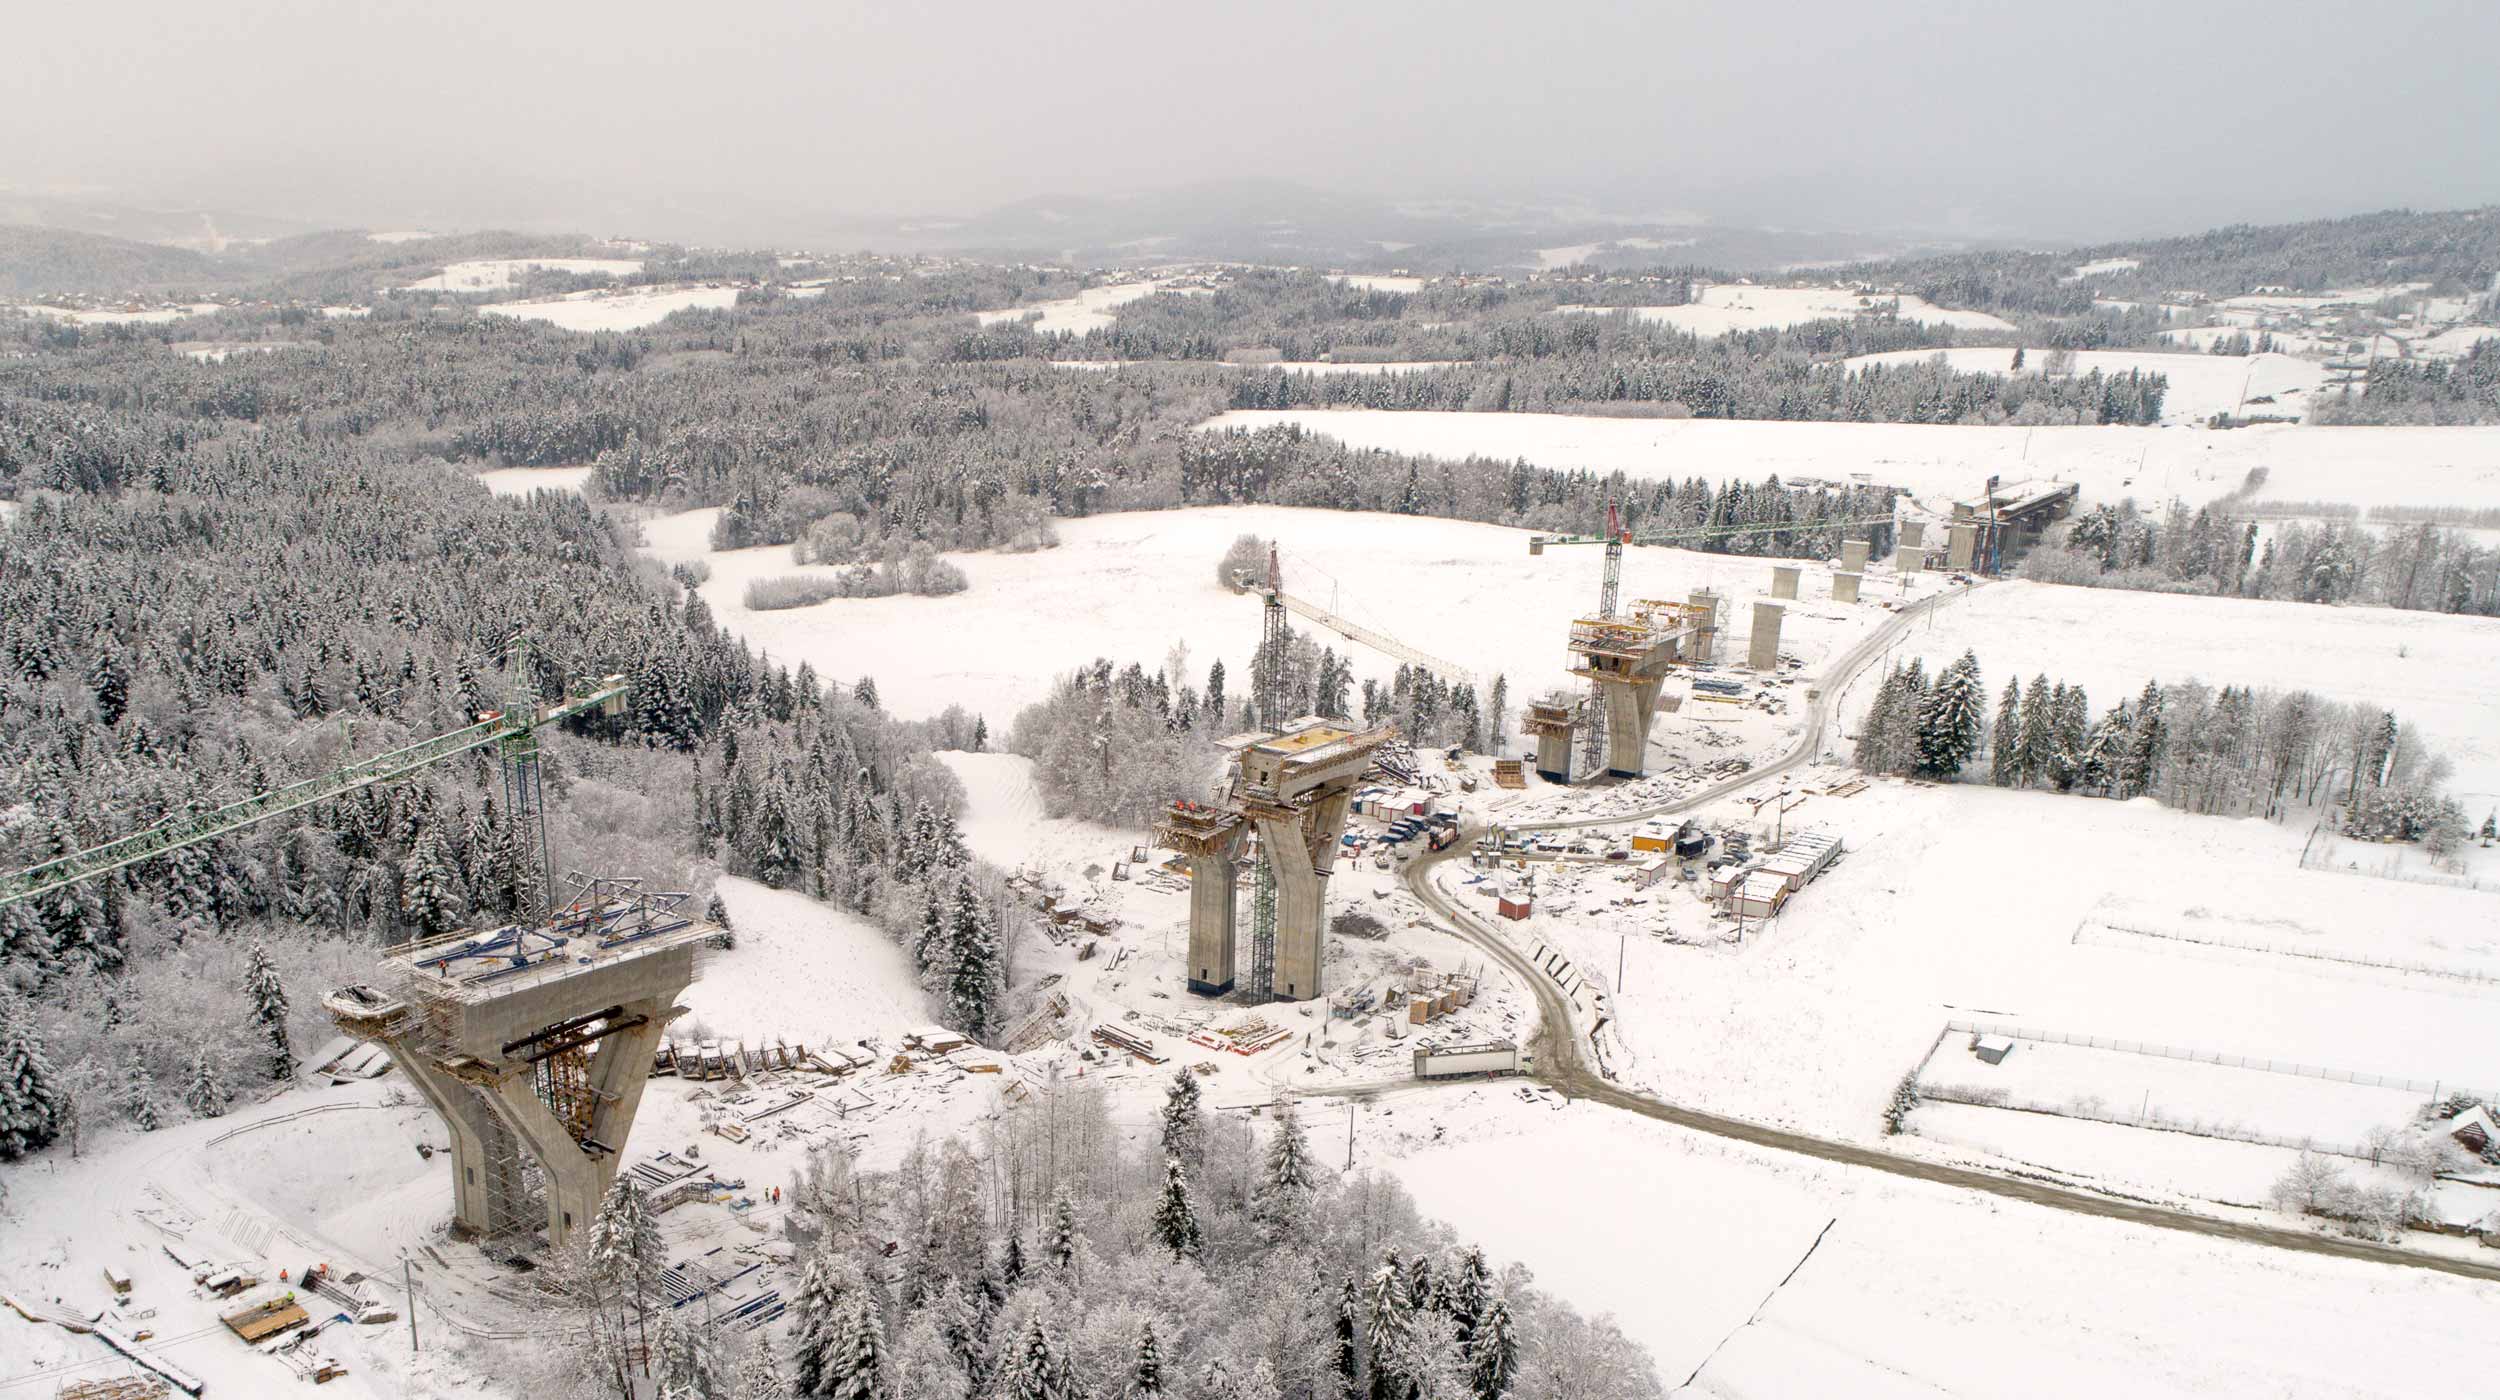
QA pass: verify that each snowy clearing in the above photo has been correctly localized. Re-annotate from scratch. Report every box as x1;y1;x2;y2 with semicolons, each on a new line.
677;876;931;1044
1392;1106;2500;1397
1559;284;2017;336
974;280;1174;335
1869;578;2500;801
1327;273;1426;294
635;503;1929;739
1200;408;2500;514
475;464;593;496
364;229;436;243
11;301;223;325
2067;257;2142;279
403;257;644;291
477;283;738;333
934;751;1133;872
1843;347;2325;424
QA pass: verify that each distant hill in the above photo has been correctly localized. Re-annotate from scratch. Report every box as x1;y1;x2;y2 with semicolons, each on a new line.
0;224;220;297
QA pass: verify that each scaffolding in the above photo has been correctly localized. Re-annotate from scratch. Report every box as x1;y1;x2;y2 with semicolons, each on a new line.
325;875;714;1248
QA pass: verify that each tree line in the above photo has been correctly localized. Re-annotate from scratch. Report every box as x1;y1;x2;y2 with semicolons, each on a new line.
1854;652;2467;849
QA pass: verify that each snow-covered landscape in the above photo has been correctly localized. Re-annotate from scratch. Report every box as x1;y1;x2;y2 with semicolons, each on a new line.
7;18;2500;1399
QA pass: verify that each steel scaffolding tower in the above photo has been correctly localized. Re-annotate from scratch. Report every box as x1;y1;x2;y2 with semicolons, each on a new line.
1579;500;1626;778
1246;545;1290;1003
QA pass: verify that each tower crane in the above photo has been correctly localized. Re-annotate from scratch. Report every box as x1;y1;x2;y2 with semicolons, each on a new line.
0;660;629;913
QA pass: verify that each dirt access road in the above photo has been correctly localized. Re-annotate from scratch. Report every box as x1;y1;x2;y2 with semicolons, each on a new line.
1401;584;2500;1284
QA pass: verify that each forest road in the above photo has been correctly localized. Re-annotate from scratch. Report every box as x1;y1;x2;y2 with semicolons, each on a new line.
1400;583;2500;1285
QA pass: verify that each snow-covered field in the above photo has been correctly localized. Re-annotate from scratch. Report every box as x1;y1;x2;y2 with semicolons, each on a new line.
474;464;594;496
1481;779;2498;1157
10;301;223;325
974;280;1173;335
365;229;436;244
1843;347;2325;424
678;876;930;1044
1328;274;1426;294
404;257;643;291
635;503;1929;740
2067;257;2142;279
1049;359;1463;375
1868;579;2500;800
1392;1105;2500;1396
1200;408;2500;514
477;283;737;333
1560;284;2017;336
1917;1033;2437;1149
934;751;1131;872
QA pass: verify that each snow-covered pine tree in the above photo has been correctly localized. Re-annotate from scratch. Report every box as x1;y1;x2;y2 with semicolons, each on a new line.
914;883;949;976
1404;1253;1437;1314
995;1315;1062;1400
1159;1067;1205;1169
1131;1321;1168;1400
2014;672;2055;787
944;885;1000;1043
1467;1295;1518;1400
1049;1191;1077;1272
1000;1227;1026;1285
1915;650;1985;779
1152;1155;1203;1259
399;823;467;936
243;941;293;1081
834;1291;887;1400
1989;677;2021;787
0;992;64;1159
1253;1097;1315;1234
1364;1256;1412;1400
735;1333;790;1400
789;1253;852;1398
1449;1247;1491;1351
971;715;988;751
123;1055;159;1131
1333;1272;1361;1399
705;891;736;950
2123;679;2165;797
182;1044;227;1118
853;676;880;711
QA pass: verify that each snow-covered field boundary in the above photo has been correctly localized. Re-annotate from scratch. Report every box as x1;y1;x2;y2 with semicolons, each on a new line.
1935;1018;2491;1102
2076;920;2500;987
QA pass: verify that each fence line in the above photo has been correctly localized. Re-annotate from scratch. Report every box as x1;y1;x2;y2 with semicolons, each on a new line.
2296;839;2497;893
2074;920;2500;988
1939;1019;2495;1106
1915;1082;2378;1163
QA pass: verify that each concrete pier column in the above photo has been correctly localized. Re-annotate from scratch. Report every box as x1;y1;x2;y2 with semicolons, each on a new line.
1182;851;1240;996
1533;728;1574;784
1770;566;1800;599
384;1048;520;1238
1256;815;1328;1002
1832;571;1862;603
1602;678;1666;777
1749;602;1786;671
1840;539;1870;572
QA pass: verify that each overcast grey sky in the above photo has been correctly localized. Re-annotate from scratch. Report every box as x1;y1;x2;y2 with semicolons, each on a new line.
9;0;2497;243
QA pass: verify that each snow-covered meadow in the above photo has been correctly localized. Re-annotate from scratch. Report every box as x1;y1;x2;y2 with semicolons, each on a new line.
1559;284;2017;336
1200;408;2500;515
403;257;643;291
1843;347;2326;424
974;280;1177;335
635;503;1929;738
477;284;738;333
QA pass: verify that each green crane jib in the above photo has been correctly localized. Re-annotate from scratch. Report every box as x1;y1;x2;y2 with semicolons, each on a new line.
1527;513;1898;555
0;674;630;909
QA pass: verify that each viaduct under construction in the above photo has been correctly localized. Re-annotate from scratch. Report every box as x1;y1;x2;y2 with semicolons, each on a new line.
326;879;714;1248
1159;548;1391;1002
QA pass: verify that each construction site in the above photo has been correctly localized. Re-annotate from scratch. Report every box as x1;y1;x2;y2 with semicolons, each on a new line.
0;494;1971;1399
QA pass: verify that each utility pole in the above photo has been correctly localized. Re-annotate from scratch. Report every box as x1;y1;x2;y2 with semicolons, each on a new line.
404;1257;420;1353
1346;1103;1356;1170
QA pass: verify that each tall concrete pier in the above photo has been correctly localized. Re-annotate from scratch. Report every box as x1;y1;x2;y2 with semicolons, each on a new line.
327;885;714;1248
